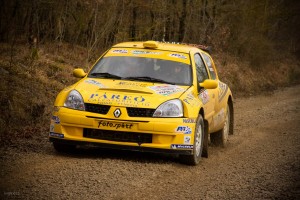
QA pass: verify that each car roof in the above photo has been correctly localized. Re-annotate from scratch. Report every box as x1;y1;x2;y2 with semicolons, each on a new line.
112;41;201;54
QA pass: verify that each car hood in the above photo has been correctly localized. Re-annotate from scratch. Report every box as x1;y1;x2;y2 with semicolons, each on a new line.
74;78;190;108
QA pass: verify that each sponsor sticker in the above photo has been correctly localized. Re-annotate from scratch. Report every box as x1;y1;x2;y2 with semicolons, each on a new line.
183;99;190;105
88;93;150;107
171;144;193;149
98;120;133;130
85;80;105;88
112;49;128;54
149;85;184;96
176;126;192;134
183;118;196;123
132;50;161;55
51;116;60;124
169;53;187;59
49;132;64;138
183;91;200;107
184;136;191;144
117;81;148;87
218;82;228;102
199;90;209;105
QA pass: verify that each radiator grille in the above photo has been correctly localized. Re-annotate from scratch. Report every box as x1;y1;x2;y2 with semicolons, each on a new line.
83;128;152;144
126;107;155;117
85;103;110;114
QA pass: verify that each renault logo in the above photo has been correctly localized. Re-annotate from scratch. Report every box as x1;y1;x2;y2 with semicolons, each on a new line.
113;108;121;118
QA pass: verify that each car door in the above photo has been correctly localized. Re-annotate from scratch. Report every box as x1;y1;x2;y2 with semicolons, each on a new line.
201;52;224;132
194;53;215;125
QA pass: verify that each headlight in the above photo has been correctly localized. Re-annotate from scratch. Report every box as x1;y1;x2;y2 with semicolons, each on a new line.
153;99;183;117
64;90;85;110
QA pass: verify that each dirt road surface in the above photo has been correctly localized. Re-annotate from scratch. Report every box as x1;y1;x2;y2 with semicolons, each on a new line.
1;85;300;200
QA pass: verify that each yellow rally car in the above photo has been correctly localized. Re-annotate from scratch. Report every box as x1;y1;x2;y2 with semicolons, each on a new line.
49;41;234;165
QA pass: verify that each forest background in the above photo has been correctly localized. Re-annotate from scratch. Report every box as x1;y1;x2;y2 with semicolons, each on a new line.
0;0;299;142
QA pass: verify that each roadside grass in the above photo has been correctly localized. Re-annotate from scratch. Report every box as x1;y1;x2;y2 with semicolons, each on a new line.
214;53;300;96
0;42;88;145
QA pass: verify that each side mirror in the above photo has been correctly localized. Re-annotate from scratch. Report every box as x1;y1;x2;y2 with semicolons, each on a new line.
199;79;218;89
73;68;87;78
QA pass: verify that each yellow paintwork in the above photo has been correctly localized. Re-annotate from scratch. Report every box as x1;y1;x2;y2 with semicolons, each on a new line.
49;41;233;153
73;68;87;78
199;79;218;89
143;40;159;48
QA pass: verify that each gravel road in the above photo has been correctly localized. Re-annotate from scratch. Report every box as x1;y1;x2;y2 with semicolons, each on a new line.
1;85;300;200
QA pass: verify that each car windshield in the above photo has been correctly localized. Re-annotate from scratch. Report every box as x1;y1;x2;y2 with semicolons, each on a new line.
88;56;192;85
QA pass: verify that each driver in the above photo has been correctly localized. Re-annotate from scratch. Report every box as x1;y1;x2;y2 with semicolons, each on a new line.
121;57;142;77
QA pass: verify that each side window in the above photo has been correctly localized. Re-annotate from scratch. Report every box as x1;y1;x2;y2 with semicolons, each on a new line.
194;53;209;83
201;53;217;80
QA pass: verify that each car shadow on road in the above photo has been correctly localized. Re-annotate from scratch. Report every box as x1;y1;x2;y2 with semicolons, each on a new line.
49;144;181;165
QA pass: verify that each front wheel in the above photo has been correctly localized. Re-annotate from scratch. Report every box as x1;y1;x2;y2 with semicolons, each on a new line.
179;115;205;165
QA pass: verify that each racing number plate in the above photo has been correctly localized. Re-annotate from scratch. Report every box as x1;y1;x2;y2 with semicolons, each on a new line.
96;120;136;130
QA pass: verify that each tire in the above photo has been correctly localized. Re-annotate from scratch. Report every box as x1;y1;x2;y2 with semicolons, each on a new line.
210;104;230;147
180;115;205;165
53;142;76;153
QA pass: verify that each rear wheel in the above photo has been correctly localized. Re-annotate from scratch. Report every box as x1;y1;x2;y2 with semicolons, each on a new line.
53;142;76;153
179;115;204;165
210;104;230;147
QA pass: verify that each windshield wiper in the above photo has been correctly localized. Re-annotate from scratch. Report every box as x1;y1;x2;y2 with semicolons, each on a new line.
123;76;175;85
89;72;122;79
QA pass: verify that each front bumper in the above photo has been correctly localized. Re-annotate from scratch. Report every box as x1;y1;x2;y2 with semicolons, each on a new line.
49;137;192;155
49;107;196;155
